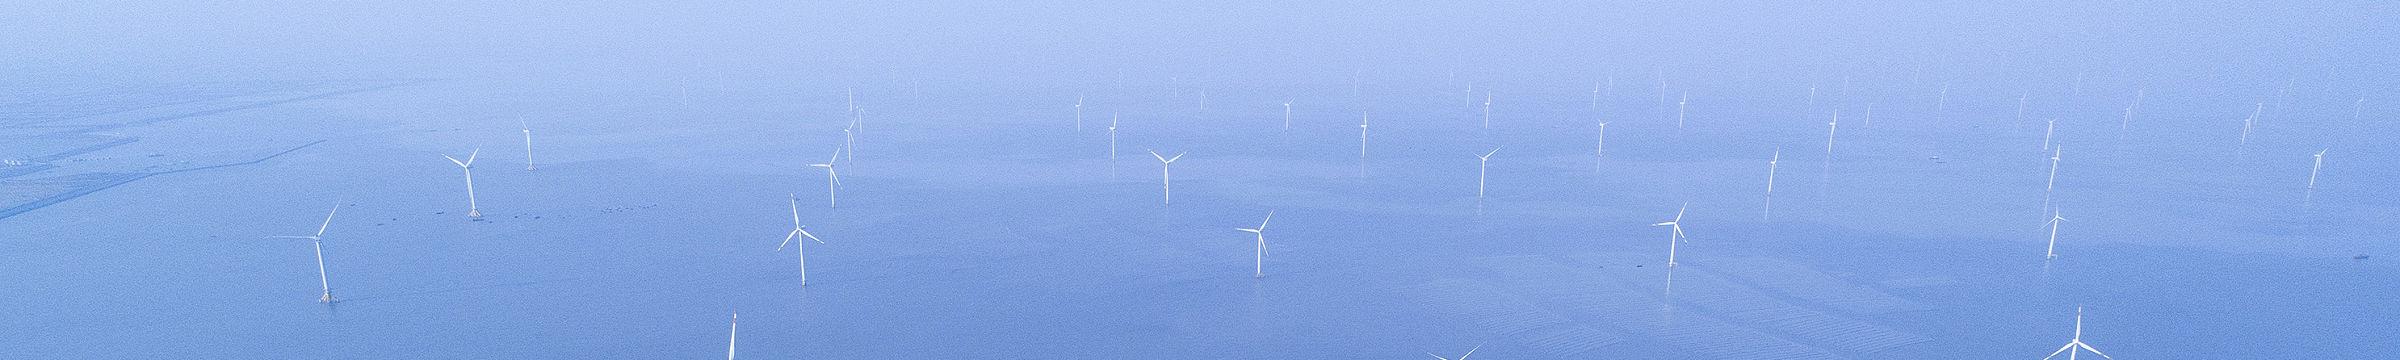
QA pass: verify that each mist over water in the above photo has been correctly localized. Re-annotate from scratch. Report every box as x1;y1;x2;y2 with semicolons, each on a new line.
4;1;2395;358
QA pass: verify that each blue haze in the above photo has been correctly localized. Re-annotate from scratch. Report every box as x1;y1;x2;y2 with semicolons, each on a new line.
3;1;2396;358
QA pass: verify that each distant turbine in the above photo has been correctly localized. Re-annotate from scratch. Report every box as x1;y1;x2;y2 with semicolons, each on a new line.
2118;105;2133;133
267;205;342;303
776;194;829;286
520;119;536;171
1148;149;1186;205
1475;147;1500;199
2071;71;2086;96
1108;114;1119;160
1766;147;1780;220
1863;103;1875;127
1807;86;1817;110
1825;111;1840;157
1283;100;1293;130
2240;103;2262;147
2042;118;2057;151
726;311;739;360
1653;204;1690;267
810;148;841;208
1934;82;1950;121
1427;343;1482;360
2039;307;2116;360
1075;94;1085;131
442;149;482;218
1359;110;1370;159
1595;121;1608;160
2353;97;2366;123
1676;92;1689;129
2016;93;2029;125
1233;210;1275;278
842;127;856;161
2307;149;2326;189
2043;208;2067;259
2044;147;2062;209
1592;79;1603;111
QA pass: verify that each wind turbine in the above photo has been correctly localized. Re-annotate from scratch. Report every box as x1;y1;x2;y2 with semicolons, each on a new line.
1148;149;1186;205
1676;92;1689;129
1075;94;1085;131
1108;113;1119;160
442;149;482;218
842;127;856;161
726;311;739;360
1283;99;1293;130
810;148;842;208
2043;118;2058;151
1863;103;1875;127
1766;148;1780;219
520;119;535;171
1595;121;1608;160
2042;208;2067;260
776;194;829;286
1934;82;1950;121
2016;93;2029;125
2045;147;2062;209
2240;103;2262;147
1234;210;1275;278
1825;111;1840;157
2308;149;2327;189
2039;307;2116;360
1475;147;1500;199
267;205;342;303
1359;110;1370;159
1653;204;1690;267
1592;79;1603;111
1427;343;1482;360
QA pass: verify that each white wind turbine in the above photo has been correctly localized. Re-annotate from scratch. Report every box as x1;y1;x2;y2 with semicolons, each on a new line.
810;148;842;208
1676;92;1689;129
1149;149;1186;205
726;311;739;360
1766;147;1780;219
2042;208;2067;260
1825;111;1840;157
2042;118;2058;152
520;119;535;171
2308;149;2327;190
1283;99;1293;130
1108;113;1119;160
1934;82;1950;121
1427;344;1482;360
2240;103;2262;147
1359;110;1370;159
1653;204;1690;267
1475;147;1500;199
1075;94;1085;131
776;194;829;286
267;205;342;303
2044;147;2062;209
2016;93;2029;125
843;126;856;161
1863;102;1875;127
2039;307;2116;360
1234;210;1275;278
1595;121;1608;160
443;149;482;218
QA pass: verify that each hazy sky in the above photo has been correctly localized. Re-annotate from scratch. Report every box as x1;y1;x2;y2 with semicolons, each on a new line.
7;1;2393;92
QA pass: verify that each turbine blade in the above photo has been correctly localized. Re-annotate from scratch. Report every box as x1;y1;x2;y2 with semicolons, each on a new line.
1258;210;1274;231
267;235;317;240
444;154;467;167
802;229;825;243
465;148;479;165
777;230;798;251
1148;149;1166;162
314;205;340;237
1237;228;1260;233
829;149;841;164
1427;354;1451;360
1483;147;1500;158
1169;152;1186;163
2079;343;2113;360
1460;344;1480;360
